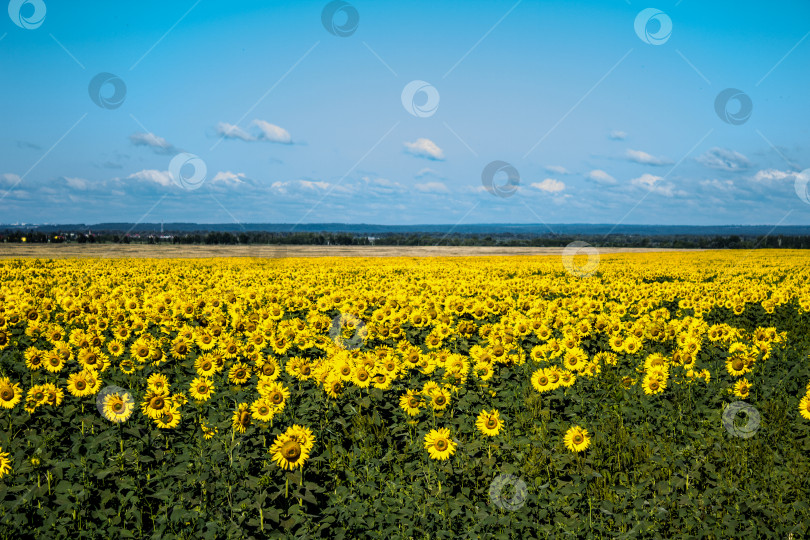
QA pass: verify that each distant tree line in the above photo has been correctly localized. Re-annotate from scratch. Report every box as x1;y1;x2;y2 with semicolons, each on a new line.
2;229;809;249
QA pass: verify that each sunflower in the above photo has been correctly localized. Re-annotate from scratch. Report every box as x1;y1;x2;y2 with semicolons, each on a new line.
424;428;457;460
147;373;170;394
564;425;591;453
43;383;64;407
251;398;275;422
263;381;290;412
732;378;751;399
201;421;218;440
799;395;810;421
24;348;46;371
353;366;372;388
43;351;65;373
399;390;422;416
257;356;281;380
189;377;214;402
102;391;135;423
107;339;125;357
531;368;554;393
324;377;343;399
642;374;666;395
119;359;136;375
194;355;218;377
228;362;251;385
0;448;11;479
154;406;181;429
725;355;749;377
430;387;451;411
475;409;503;437
66;371;94;398
232;402;251;433
141;390;172;419
0;378;23;409
269;425;315;470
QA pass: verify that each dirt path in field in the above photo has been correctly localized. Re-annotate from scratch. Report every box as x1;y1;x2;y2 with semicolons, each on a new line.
0;244;702;259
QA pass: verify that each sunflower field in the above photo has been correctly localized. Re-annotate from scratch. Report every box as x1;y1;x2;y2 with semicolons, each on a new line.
1;250;809;539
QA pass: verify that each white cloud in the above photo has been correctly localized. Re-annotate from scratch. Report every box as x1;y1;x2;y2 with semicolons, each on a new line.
414;181;449;193
216;122;254;141
252;120;292;144
587;169;617;184
531;178;565;193
626;149;672;166
752;169;793;182
1;173;22;187
126;169;174;187
696;147;751;171
631;173;674;196
63;177;89;190
546;165;570;175
129;132;176;154
700;179;735;191
210;171;247;185
404;138;445;161
609;130;627;140
416;167;439;178
299;180;330;190
215;120;292;144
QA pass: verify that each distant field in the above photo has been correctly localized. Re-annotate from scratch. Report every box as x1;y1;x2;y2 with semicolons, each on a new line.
0;244;701;258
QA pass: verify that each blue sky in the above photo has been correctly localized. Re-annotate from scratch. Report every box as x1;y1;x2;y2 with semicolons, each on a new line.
1;0;809;226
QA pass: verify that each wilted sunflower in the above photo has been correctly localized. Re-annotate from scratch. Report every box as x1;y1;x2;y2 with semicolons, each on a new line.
475;409;503;437
232;403;251;433
564;425;591;453
0;378;22;409
189;377;214;402
269;424;315;470
424;427;457;460
0;448;11;478
102;391;135;423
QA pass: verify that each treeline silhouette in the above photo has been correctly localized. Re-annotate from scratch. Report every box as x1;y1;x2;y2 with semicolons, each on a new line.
2;229;809;249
